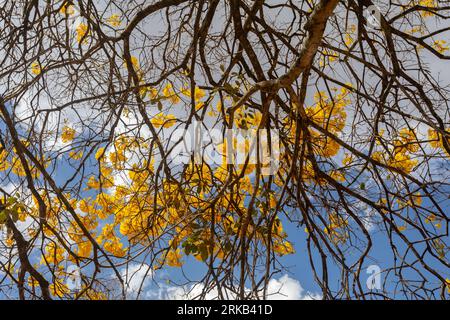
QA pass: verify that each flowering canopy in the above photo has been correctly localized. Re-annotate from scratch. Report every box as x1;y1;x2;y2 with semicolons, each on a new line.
0;0;449;300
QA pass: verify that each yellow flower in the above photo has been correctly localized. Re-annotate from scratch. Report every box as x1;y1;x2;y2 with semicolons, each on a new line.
397;128;419;153
388;151;418;174
31;61;42;75
162;83;180;104
330;170;345;182
97;224;126;257
425;214;442;229
77;241;92;258
344;25;356;47
104;238;126;257
27;276;39;288
78;198;92;213
428;127;450;157
416;0;438;17
273;241;295;256
106;14;121;27
321;137;341;158
69;151;83;160
61;126;76;143
150;113;177;128
432;40;449;54
306;88;348;134
234;107;262;129
41;242;65;265
109;150;126;169
60;2;75;15
319;48;338;67
76;23;89;44
95;147;105;161
408;192;422;207
130;56;139;69
182;86;206;102
80;288;108;300
86;176;100;189
94;193;115;218
428;128;441;148
166;249;183;267
148;87;159;99
50;281;70;297
342;153;353;166
0;150;10;171
11;157;26;177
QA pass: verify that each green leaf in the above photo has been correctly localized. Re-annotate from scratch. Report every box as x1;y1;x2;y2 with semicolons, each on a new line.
0;210;7;224
200;245;208;262
224;241;232;253
10;209;19;223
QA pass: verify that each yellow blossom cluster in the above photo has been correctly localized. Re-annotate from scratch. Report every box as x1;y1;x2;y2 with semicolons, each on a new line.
371;128;421;174
428;127;450;157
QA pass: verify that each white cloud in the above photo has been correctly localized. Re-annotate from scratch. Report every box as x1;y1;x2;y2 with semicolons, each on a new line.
158;274;321;300
266;274;321;300
120;263;153;299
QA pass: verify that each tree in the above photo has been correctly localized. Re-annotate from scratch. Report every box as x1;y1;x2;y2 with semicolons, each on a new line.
0;0;449;300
